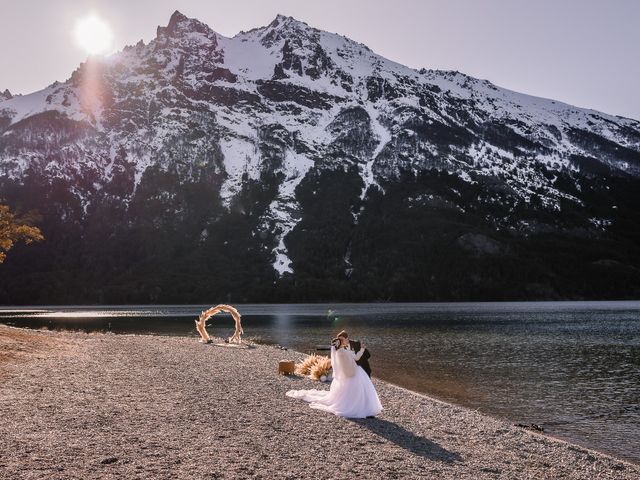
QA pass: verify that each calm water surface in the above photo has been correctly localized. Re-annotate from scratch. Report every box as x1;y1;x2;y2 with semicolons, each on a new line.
1;302;639;464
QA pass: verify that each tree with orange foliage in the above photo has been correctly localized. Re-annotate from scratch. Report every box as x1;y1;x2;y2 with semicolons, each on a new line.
0;205;44;263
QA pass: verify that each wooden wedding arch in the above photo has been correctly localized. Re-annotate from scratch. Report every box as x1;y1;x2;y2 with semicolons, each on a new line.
195;304;244;344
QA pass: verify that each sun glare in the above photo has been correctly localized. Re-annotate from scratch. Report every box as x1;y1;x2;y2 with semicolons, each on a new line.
74;15;113;55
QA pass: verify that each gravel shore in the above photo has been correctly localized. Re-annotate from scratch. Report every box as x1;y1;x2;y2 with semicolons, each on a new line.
0;325;637;479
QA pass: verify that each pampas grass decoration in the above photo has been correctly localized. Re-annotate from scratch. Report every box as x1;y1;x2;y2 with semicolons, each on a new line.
295;354;319;376
294;354;332;380
309;355;332;381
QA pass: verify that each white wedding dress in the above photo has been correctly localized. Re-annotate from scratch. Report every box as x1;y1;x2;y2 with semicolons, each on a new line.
286;346;382;418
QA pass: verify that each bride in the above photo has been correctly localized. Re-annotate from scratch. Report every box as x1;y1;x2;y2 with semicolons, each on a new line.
286;337;382;418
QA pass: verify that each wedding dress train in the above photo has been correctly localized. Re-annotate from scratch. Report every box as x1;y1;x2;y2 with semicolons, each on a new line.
286;345;382;418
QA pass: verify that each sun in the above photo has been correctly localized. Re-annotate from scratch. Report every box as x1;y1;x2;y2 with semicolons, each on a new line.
74;15;113;55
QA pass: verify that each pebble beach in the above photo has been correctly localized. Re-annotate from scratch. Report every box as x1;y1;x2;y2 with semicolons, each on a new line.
0;325;638;479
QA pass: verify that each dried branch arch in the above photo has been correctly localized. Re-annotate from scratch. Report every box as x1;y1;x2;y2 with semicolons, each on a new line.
195;304;243;344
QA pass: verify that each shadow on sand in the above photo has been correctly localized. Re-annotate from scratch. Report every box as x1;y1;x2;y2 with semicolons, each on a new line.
350;418;462;463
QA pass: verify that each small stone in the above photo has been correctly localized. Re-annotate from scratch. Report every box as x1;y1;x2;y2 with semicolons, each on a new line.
481;467;501;474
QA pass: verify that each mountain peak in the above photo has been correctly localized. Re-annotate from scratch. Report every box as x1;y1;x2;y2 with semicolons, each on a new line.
0;89;11;101
267;14;311;31
156;10;213;39
254;14;315;49
167;10;189;30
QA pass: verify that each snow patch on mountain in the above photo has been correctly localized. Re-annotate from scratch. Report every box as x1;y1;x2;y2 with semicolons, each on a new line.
219;137;259;204
263;149;314;275
0;84;80;125
361;105;391;200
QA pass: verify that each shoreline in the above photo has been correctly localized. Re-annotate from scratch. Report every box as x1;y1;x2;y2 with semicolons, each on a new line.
1;325;639;479
370;371;639;466
4;325;640;466
3;324;639;467
372;376;639;467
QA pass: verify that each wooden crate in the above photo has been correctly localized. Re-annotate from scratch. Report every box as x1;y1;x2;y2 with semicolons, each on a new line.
278;360;295;375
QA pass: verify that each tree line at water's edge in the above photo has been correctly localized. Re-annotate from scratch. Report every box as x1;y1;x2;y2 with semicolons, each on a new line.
1;163;640;305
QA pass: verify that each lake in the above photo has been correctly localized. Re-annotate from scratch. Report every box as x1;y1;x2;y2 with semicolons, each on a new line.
1;301;639;464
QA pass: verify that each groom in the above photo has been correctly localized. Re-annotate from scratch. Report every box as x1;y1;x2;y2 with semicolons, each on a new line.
337;330;372;377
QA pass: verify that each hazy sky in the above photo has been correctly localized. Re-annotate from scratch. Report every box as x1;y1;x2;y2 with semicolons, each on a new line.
2;0;639;120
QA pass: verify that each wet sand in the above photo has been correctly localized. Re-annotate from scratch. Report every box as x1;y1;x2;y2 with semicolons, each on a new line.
0;325;637;479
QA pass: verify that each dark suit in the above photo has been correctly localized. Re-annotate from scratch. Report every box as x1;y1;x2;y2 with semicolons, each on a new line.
349;339;371;377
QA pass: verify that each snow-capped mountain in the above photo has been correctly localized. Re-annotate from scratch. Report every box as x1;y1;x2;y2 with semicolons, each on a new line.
1;11;639;303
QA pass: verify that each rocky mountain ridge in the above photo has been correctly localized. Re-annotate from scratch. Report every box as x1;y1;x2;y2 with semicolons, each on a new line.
1;10;639;303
